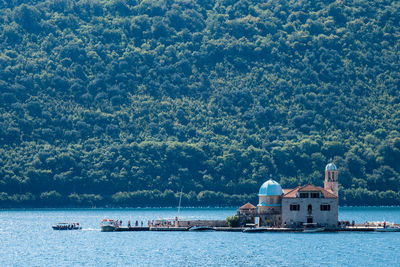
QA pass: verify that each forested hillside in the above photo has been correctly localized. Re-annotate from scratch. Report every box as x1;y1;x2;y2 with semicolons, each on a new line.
0;0;399;207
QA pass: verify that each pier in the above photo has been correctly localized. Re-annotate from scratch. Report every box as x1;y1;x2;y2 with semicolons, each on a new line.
104;224;399;232
114;226;150;231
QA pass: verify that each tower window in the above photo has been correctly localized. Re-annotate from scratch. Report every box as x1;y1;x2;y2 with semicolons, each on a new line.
290;204;300;211
320;204;330;211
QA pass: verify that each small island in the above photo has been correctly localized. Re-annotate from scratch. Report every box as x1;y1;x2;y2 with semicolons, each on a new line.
100;163;400;233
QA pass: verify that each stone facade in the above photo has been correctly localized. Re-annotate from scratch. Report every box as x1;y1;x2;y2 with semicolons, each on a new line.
257;212;282;227
282;196;338;229
258;195;281;213
258;195;282;226
237;203;257;225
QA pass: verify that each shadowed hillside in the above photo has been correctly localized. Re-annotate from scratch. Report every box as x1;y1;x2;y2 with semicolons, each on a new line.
0;0;399;207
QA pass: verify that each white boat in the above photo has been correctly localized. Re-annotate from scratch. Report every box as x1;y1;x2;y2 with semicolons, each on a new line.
101;219;117;232
52;222;82;230
303;223;325;233
376;226;400;232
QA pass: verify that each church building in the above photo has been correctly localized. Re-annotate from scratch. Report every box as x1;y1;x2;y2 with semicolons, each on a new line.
237;163;339;229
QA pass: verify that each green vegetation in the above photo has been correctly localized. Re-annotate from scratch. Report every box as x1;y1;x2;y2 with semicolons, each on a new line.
0;0;399;207
226;215;240;227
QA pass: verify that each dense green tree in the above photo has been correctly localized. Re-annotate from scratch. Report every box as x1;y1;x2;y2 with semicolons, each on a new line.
0;0;399;207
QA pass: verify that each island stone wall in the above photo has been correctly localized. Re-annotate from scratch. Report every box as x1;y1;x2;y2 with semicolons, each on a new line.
177;220;228;227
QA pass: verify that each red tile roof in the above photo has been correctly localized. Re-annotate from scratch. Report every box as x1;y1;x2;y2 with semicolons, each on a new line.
283;189;293;195
239;202;256;210
282;184;337;199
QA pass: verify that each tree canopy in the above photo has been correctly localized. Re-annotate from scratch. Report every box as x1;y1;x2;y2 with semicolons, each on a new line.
0;0;399;207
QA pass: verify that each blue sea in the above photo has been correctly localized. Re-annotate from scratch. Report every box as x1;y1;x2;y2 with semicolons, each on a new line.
1;207;399;266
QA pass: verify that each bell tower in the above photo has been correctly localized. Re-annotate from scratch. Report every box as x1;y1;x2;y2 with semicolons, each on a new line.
324;163;338;196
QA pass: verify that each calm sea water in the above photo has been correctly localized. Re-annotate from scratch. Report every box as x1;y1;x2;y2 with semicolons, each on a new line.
1;207;399;266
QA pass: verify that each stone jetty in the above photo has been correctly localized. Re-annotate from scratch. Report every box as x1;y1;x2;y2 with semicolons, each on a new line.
105;221;400;232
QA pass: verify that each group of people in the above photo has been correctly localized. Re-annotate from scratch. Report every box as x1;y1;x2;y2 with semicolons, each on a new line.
363;221;389;228
116;220;145;227
338;220;355;227
113;220;123;227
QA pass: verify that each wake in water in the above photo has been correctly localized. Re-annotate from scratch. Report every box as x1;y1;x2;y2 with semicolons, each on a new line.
82;228;100;231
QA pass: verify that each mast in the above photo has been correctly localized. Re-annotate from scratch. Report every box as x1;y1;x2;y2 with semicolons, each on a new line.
177;187;183;220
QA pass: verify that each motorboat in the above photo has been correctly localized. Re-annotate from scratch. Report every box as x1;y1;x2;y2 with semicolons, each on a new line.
303;223;325;233
52;222;82;230
375;226;400;232
101;219;117;232
243;227;268;233
189;226;214;231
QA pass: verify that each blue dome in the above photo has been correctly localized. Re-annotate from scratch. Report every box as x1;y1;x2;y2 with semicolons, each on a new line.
258;179;283;196
325;163;337;171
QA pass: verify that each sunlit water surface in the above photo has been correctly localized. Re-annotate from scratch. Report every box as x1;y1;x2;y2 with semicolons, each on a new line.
1;207;399;266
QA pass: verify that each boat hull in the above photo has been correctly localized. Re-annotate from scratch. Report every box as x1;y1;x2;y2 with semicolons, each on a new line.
243;228;267;233
303;228;325;233
189;226;214;231
52;226;82;230
101;225;116;232
376;227;400;232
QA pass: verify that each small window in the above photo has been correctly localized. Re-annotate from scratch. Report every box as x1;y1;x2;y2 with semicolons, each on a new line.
320;204;330;211
310;192;320;198
290;204;300;211
299;192;308;198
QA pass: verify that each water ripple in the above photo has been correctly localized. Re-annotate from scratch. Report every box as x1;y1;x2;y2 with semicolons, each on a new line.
1;207;400;266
